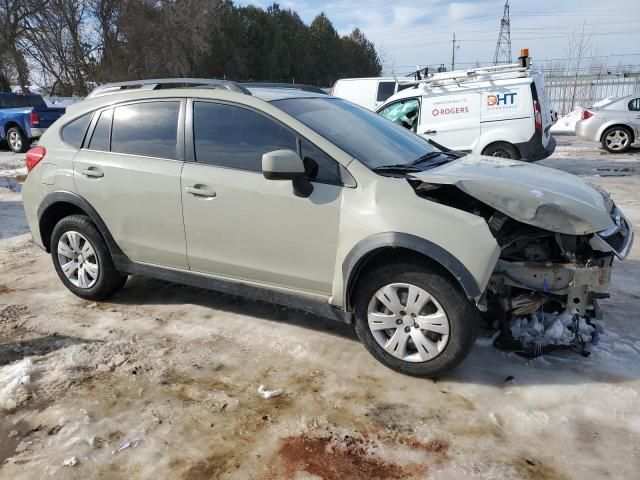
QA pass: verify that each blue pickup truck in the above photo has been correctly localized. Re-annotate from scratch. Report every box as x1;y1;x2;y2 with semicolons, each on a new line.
0;93;65;153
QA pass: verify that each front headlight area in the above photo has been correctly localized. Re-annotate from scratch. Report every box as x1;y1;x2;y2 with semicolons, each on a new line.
484;211;618;356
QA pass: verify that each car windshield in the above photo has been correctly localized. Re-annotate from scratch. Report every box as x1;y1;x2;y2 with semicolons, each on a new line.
271;97;440;170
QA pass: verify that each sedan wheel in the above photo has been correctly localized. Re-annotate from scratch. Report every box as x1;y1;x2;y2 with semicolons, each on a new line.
367;282;450;363
57;230;100;289
604;128;631;152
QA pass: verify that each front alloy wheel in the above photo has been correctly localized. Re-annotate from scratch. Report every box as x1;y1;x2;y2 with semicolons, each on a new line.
353;263;479;377
367;283;450;362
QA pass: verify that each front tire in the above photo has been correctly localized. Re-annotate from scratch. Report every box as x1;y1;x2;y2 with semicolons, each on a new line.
7;127;29;153
601;126;633;153
51;215;127;301
353;262;479;377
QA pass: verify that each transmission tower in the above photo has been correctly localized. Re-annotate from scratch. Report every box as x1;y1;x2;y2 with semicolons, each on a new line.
493;0;512;65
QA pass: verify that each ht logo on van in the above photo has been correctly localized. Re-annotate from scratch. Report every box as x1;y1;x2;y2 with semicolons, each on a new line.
487;92;517;107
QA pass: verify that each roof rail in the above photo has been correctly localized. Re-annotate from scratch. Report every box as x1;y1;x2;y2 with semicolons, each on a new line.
397;63;529;89
86;78;251;99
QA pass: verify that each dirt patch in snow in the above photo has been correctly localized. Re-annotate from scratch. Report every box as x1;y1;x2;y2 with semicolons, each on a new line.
263;432;432;480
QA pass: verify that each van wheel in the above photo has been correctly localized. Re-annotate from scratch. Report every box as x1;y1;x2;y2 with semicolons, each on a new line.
601;126;633;153
482;142;520;159
7;127;29;153
353;262;479;377
51;215;128;301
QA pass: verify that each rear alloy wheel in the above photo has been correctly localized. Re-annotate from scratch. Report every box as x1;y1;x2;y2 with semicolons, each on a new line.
57;231;100;289
7;127;29;153
51;214;128;300
602;126;632;153
354;263;479;377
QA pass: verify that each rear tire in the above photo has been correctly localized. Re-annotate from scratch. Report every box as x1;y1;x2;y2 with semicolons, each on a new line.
51;215;128;301
353;262;479;377
7;127;29;153
601;126;633;153
482;142;520;160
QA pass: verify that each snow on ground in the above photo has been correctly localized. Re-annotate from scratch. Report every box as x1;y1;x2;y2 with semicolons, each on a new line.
1;140;639;479
550;108;582;134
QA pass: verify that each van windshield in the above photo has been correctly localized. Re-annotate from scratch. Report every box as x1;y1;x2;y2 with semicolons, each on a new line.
272;97;440;170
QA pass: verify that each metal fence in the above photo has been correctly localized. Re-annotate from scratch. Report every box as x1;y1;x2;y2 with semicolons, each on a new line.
545;72;640;115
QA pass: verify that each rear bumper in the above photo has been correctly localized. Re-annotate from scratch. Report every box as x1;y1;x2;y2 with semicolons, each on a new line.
29;127;46;139
516;131;556;162
575;119;600;141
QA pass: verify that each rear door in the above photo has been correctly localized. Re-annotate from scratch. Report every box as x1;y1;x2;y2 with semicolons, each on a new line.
180;100;342;294
374;81;397;110
418;91;481;152
73;99;187;268
626;97;640;135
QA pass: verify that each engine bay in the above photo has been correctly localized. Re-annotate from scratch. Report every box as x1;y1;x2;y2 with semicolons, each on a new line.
411;181;628;357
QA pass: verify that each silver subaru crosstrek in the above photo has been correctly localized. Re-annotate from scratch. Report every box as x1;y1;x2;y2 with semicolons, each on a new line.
22;79;633;377
576;94;640;153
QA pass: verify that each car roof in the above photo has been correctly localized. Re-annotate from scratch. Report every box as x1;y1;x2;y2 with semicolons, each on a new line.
246;87;329;102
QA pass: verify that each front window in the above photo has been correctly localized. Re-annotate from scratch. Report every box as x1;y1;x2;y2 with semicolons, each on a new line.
378;98;420;132
272;97;439;170
628;98;640;112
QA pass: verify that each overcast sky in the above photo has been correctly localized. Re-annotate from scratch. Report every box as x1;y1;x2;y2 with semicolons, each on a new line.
236;0;640;75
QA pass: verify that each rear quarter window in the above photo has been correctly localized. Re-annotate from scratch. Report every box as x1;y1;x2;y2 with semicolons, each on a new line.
61;112;93;149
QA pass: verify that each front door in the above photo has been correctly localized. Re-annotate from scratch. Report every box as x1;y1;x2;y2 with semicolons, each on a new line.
73;100;187;268
181;100;342;295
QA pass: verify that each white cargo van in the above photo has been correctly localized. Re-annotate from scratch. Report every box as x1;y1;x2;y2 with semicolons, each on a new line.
376;61;555;161
331;77;414;110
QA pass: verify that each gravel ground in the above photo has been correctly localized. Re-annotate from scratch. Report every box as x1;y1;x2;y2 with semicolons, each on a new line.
0;136;639;479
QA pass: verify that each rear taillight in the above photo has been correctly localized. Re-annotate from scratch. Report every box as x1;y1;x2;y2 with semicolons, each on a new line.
582;110;593;120
29;111;40;125
533;100;542;132
26;146;46;172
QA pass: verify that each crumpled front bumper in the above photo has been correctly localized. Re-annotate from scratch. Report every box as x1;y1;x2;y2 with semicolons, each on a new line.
590;206;634;260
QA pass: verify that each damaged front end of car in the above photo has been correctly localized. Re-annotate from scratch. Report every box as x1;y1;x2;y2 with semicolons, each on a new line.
409;156;634;357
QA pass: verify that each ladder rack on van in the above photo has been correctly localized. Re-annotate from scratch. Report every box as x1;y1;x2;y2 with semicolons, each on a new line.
397;63;529;89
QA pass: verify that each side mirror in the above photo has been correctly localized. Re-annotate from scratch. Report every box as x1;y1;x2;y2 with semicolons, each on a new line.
262;149;305;180
262;149;314;197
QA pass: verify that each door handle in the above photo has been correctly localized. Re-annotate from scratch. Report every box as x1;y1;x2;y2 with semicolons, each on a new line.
185;185;216;198
425;129;437;134
82;167;104;178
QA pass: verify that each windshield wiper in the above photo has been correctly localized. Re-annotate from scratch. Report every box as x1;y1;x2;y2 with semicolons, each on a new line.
371;164;422;173
409;151;454;166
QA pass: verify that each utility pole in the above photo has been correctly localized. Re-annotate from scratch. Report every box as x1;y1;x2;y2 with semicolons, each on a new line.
493;0;512;65
451;33;460;71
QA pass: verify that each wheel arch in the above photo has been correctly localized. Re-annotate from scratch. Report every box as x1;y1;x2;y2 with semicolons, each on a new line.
599;123;635;143
342;232;482;311
37;191;125;262
4;121;24;136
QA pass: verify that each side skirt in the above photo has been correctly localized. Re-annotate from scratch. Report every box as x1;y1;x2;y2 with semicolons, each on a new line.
116;259;353;325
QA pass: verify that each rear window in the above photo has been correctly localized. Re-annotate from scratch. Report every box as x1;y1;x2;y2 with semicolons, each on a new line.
111;101;180;159
0;94;46;108
376;82;396;102
61;112;92;149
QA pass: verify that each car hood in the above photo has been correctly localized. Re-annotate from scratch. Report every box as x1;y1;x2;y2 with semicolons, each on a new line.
411;155;615;235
